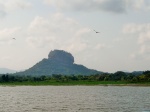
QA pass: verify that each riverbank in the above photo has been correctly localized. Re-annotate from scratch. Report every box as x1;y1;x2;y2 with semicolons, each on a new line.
0;81;150;86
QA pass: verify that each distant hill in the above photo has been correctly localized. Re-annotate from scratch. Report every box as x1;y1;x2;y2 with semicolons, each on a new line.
15;50;102;76
132;71;143;76
0;68;16;74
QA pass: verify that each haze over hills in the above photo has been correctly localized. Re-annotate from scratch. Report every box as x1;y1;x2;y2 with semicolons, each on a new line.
0;68;16;74
15;50;102;76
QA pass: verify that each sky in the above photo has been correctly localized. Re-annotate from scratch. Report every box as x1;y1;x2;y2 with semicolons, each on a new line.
0;0;150;73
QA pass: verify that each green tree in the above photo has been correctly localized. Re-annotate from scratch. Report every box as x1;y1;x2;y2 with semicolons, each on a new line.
1;75;9;82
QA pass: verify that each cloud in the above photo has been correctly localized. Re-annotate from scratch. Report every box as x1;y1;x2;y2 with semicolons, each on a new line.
26;36;56;48
44;0;126;13
0;56;11;62
27;13;91;52
138;31;150;44
0;11;6;18
123;23;150;60
122;23;144;34
94;43;107;50
0;0;31;18
138;31;150;60
27;13;111;54
4;0;32;11
43;0;150;14
130;0;150;11
0;27;21;45
0;3;6;18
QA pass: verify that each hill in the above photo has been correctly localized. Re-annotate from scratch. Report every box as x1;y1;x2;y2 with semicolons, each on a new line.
0;68;16;74
132;71;143;76
15;50;102;76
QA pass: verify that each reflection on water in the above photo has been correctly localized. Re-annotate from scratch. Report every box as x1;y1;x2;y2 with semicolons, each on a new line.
0;86;149;112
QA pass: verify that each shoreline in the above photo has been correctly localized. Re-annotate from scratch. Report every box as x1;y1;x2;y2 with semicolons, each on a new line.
99;84;150;87
0;81;150;87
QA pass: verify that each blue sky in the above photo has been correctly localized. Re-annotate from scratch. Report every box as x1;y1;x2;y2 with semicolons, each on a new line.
0;0;150;73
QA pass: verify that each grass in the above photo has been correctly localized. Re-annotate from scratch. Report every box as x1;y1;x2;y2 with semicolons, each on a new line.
0;80;150;86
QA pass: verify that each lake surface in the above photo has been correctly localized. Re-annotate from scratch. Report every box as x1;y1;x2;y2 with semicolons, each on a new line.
0;86;149;112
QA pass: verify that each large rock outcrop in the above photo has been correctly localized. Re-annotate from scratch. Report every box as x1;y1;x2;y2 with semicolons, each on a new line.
48;50;74;65
16;49;102;76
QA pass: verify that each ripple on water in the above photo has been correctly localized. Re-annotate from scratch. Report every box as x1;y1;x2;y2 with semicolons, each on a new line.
0;86;149;112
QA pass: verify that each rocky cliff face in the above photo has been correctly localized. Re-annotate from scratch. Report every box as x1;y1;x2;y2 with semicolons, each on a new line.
48;50;74;65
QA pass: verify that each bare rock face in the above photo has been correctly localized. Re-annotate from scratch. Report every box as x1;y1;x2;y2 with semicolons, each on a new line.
48;50;74;65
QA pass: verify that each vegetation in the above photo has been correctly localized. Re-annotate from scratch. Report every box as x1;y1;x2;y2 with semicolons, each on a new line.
0;71;150;86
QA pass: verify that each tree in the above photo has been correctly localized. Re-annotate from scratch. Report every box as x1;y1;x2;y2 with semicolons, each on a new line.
143;71;150;81
113;71;127;81
1;75;9;82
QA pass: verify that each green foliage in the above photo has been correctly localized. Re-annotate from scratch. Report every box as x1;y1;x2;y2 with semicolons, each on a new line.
0;70;150;85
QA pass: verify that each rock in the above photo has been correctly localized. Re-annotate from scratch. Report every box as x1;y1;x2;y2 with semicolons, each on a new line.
14;49;102;76
48;50;74;65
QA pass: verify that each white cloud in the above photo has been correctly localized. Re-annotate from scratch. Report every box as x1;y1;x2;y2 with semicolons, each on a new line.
4;0;32;12
26;36;56;48
122;23;144;34
0;56;11;61
120;0;150;12
44;0;150;13
138;32;150;60
27;13;91;52
0;0;31;17
123;23;150;60
0;4;6;18
63;41;87;53
0;27;21;45
94;43;107;50
138;31;150;44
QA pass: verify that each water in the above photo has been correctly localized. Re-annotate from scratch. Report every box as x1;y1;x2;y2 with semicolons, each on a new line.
0;86;149;112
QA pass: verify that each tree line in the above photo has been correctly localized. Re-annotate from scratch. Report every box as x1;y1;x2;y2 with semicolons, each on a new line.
0;71;150;83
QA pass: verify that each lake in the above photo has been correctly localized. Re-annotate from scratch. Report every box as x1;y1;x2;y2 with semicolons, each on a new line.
0;86;149;112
